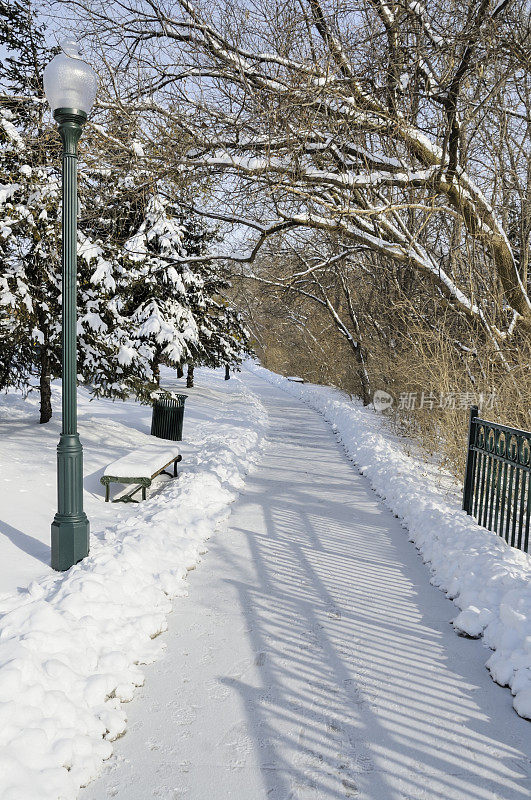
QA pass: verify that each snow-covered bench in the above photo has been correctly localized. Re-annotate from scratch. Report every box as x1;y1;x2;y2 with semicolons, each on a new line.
100;442;182;503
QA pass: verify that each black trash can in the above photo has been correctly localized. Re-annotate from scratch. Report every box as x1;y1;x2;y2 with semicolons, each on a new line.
151;395;188;441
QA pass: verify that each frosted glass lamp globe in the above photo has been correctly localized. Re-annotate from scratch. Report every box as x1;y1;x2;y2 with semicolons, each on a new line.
43;39;98;115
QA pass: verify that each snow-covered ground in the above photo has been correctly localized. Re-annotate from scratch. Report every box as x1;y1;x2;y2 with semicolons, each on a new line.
0;362;529;800
249;364;531;720
0;367;267;800
82;365;530;800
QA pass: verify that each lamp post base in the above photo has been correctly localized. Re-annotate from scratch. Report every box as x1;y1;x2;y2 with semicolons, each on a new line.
51;433;90;571
51;514;90;571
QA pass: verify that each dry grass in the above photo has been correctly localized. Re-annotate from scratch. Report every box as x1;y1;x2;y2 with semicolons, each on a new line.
249;288;531;482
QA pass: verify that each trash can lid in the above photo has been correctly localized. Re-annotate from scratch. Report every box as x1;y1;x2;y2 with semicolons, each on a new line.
153;393;188;406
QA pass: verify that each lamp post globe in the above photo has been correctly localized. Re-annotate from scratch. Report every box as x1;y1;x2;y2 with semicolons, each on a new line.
44;40;98;571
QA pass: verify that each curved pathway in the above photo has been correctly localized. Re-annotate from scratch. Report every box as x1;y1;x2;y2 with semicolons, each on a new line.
82;370;530;800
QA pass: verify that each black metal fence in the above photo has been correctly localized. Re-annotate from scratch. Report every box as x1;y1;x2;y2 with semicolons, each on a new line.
463;406;531;553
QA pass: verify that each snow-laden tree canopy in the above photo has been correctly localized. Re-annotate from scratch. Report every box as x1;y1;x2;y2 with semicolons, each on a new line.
57;0;530;344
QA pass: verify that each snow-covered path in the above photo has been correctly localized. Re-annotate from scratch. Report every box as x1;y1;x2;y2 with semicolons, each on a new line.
82;371;530;800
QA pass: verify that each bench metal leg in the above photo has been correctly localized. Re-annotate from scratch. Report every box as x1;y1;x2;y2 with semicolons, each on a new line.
142;486;146;501
105;484;110;503
174;459;178;477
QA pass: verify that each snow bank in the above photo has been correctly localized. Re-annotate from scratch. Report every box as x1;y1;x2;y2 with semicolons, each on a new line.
249;363;531;720
0;375;267;800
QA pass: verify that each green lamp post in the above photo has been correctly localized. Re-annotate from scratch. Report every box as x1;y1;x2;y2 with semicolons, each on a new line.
44;40;98;571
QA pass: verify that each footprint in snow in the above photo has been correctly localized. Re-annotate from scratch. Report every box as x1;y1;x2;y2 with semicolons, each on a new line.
146;737;161;751
342;777;359;796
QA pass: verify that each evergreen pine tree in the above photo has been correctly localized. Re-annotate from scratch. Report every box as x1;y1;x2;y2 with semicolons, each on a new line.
0;2;64;420
122;192;200;390
0;5;251;418
0;1;53;99
180;216;251;377
122;189;251;387
0;97;62;420
0;7;142;417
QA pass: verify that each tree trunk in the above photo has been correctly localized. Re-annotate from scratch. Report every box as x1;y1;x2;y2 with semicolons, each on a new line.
177;364;184;379
354;345;371;406
186;363;194;388
225;364;230;380
152;352;161;386
39;348;52;424
0;344;15;391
